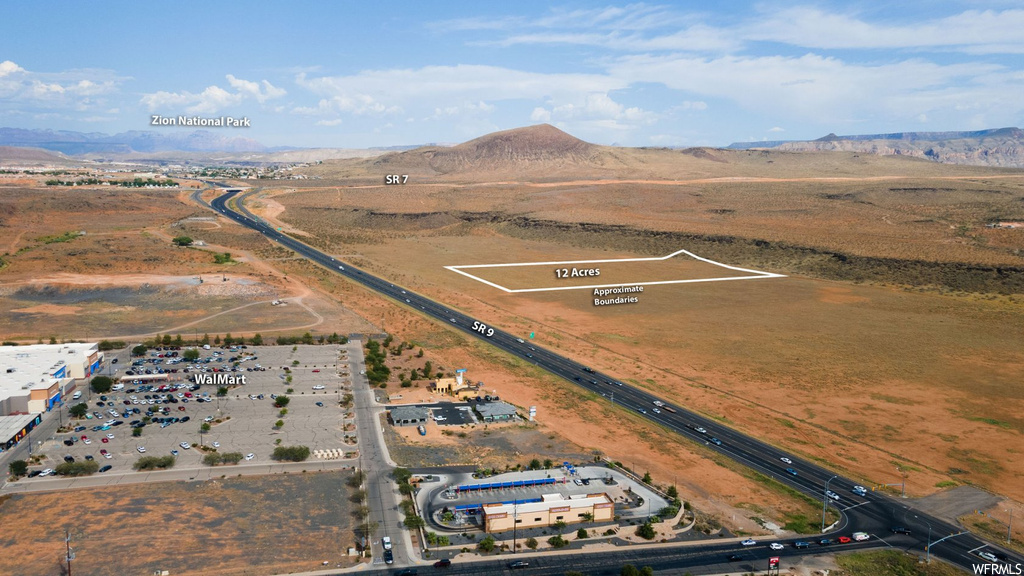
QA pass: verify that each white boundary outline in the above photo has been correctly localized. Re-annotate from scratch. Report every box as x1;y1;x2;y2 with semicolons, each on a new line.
445;248;786;293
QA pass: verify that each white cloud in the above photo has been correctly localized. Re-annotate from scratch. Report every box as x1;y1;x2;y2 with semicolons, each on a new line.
530;107;551;122
768;126;785;132
315;118;343;126
226;74;287;103
142;74;286;114
0;61;123;112
746;7;1024;54
0;60;25;77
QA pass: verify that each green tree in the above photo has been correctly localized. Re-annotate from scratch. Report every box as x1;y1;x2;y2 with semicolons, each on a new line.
162;334;172;345
393;467;413;483
274;395;290;408
275;419;284;428
214;335;221;345
200;422;211;433
90;375;113;393
202;453;221;466
477;535;496;553
404;515;425;529
271;445;310;462
666;485;679;500
642;471;652;484
56;461;99;476
547;534;569;548
183;348;200;361
639;567;654;576
251;333;263;346
577;527;589;539
131;344;148;357
553;520;567;531
201;333;210;345
8;460;28;477
221;452;243;464
621;565;641;576
543;458;553;469
132;427;142;437
525;537;538;550
528;458;542;470
134;455;175;470
216;386;228;397
69;403;88;418
636;521;656;540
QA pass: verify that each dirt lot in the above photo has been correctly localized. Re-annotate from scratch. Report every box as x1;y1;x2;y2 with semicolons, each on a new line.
0;471;361;576
0;185;375;341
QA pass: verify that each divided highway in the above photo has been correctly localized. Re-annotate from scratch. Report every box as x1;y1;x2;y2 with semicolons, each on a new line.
199;186;1022;574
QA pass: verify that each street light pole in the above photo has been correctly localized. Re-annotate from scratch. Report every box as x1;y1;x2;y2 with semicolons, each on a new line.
822;475;838;532
512;502;518;553
915;515;933;564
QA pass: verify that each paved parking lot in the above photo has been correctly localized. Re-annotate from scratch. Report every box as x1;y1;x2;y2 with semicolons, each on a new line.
29;344;354;476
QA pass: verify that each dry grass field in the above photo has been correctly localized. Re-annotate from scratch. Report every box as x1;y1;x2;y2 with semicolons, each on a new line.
0;472;361;576
256;139;1024;505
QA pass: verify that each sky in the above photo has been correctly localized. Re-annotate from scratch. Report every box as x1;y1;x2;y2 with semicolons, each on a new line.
1;1;1023;149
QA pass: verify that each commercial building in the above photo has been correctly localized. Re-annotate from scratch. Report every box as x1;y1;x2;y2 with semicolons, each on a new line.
0;413;43;452
0;343;102;415
482;492;614;532
431;370;480;398
388;405;429;426
476;401;518;422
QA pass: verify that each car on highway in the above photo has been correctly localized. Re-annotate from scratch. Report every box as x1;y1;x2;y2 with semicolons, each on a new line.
727;554;743;562
837;536;852;544
780;457;793;464
785;467;798;476
818;538;834;546
508;560;530;569
741;539;757;546
793;541;810;548
449;318;457;323
851;485;868;496
769;542;784;550
852;532;869;541
978;551;999;563
433;559;451;568
890;526;912;535
710;437;722;446
826;490;841;501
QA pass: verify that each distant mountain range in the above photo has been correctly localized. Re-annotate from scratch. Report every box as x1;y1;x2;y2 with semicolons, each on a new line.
0;127;275;155
728;127;1024;168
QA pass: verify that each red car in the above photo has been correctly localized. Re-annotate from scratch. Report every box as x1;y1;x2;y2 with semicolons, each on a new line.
178;406;186;411
837;536;852;544
101;437;109;443
80;435;88;440
312;369;320;373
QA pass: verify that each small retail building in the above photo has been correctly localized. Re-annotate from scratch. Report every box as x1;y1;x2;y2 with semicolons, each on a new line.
388;405;429;426
482;492;614;532
431;370;479;398
476;401;518;422
0;413;43;452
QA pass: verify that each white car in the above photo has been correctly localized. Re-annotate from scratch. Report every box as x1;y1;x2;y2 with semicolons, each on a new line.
245;453;255;461
137;446;146;453
769;542;784;550
212;442;220;448
382;536;392;550
780;457;793;464
39;468;54;477
826;490;841;501
204;416;214;422
106;433;115;439
312;385;325;390
179;442;191;450
852;532;870;541
978;551;999;563
83;438;92;444
102;452;112;459
741;539;757;546
852;485;867;496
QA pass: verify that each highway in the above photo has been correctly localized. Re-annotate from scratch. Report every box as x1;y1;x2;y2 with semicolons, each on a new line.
198;186;1023;574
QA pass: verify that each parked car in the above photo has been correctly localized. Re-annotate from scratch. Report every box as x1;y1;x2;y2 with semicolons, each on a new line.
433;559;451;568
